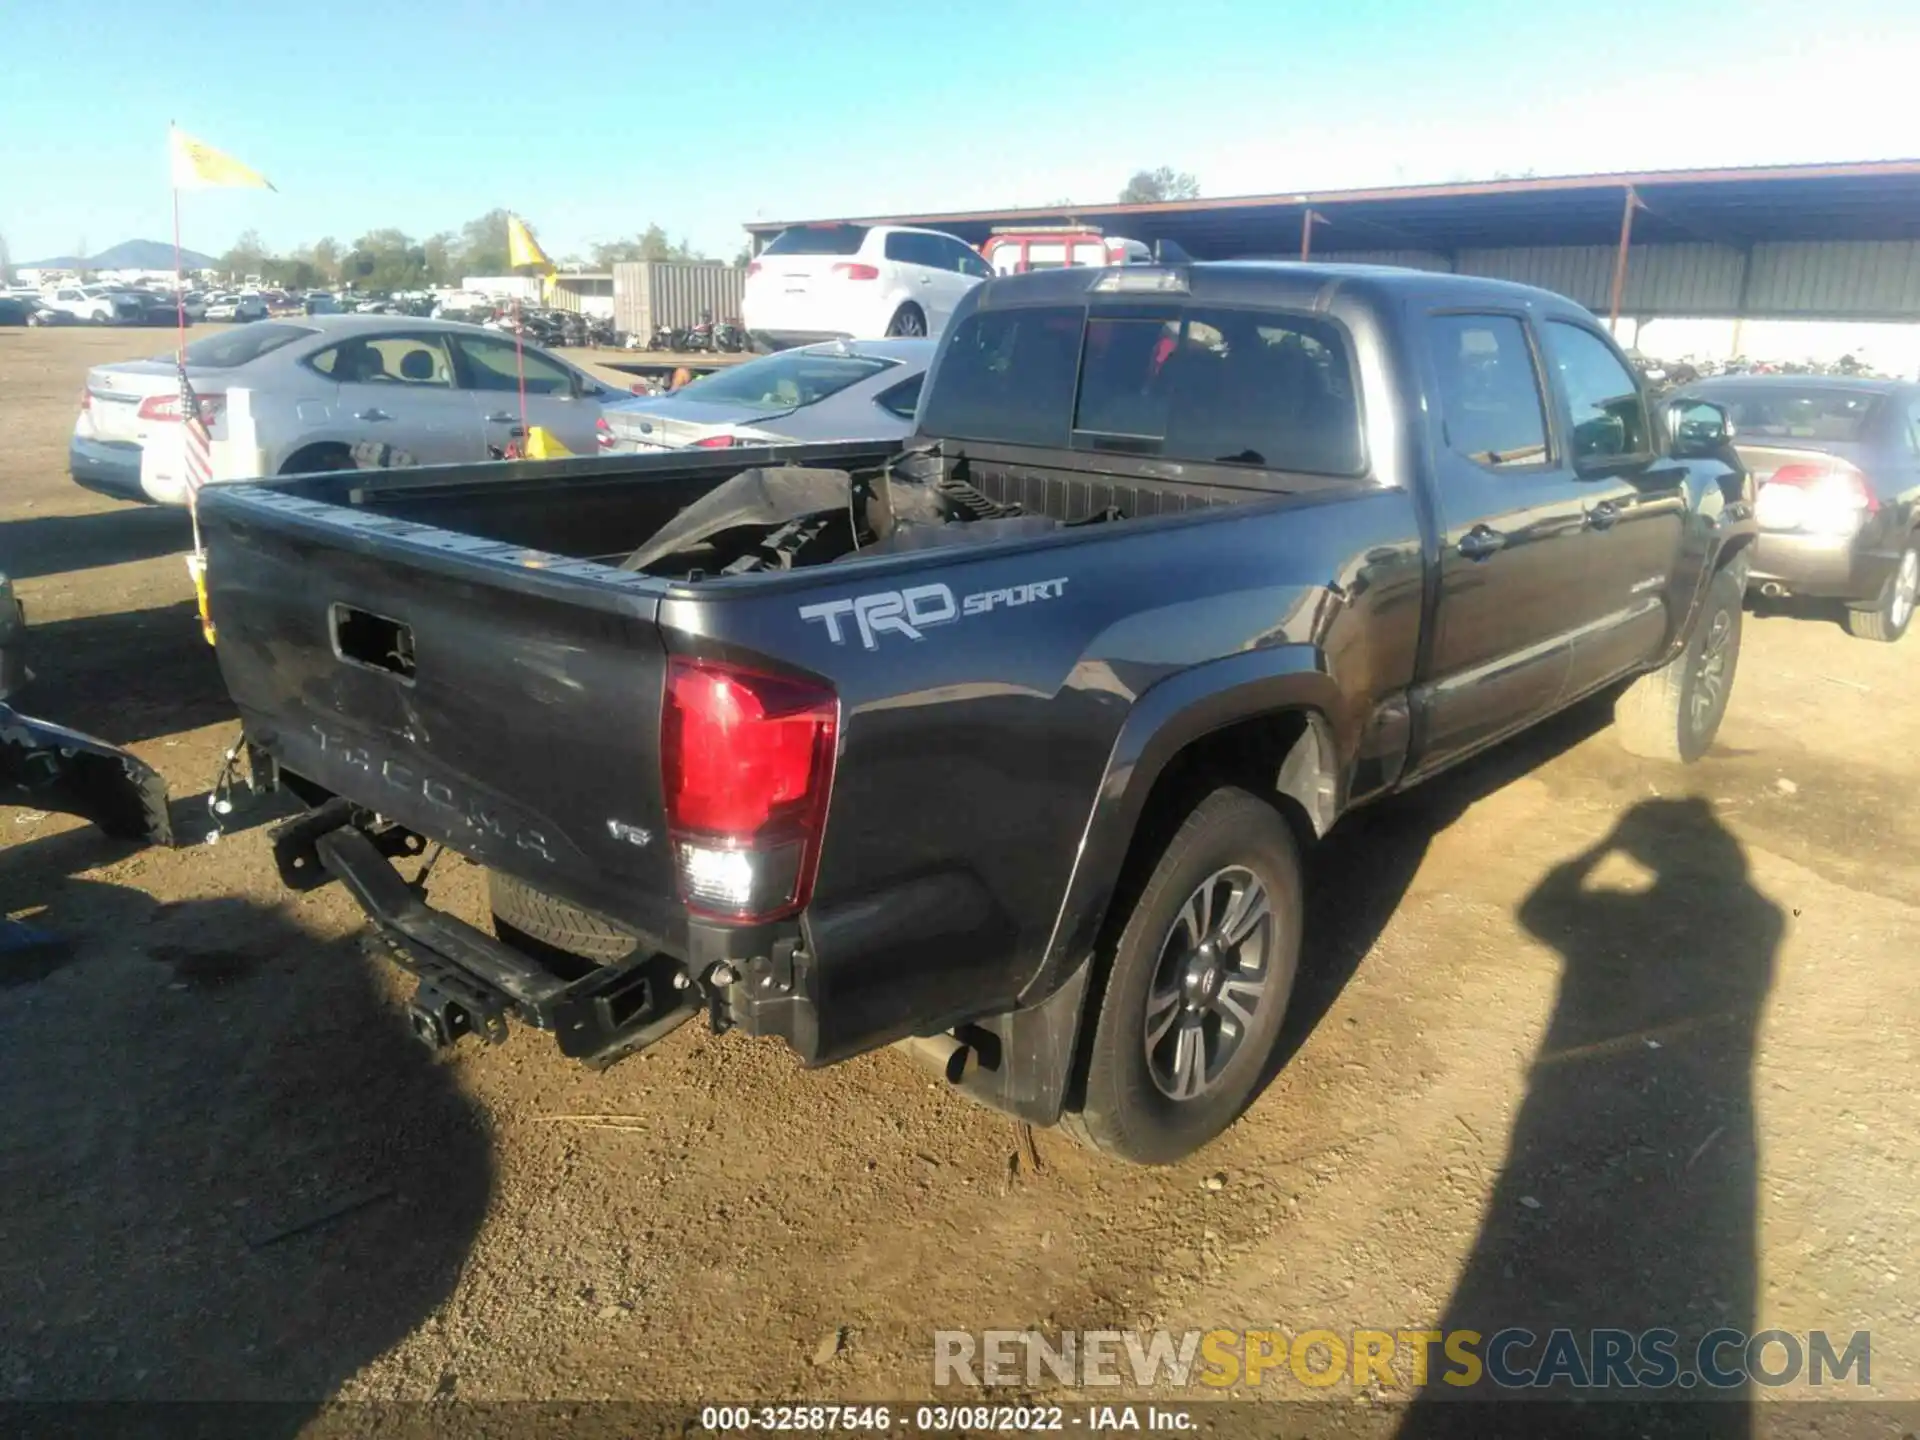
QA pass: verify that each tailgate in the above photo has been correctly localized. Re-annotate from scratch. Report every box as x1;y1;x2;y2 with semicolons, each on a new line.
201;489;681;939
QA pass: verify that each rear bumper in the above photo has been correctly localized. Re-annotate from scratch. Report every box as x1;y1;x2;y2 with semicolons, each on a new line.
277;802;699;1067
1748;531;1895;601
68;436;149;503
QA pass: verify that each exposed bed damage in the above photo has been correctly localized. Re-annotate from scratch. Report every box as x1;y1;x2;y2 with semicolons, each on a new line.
0;571;173;848
613;443;1097;580
0;705;173;847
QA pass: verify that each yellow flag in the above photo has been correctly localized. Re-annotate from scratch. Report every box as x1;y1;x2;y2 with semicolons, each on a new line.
507;214;554;273
169;126;274;191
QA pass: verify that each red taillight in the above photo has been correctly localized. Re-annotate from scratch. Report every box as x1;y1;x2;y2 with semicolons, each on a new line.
137;392;224;425
747;261;762;277
831;263;880;281
1765;461;1876;508
596;416;613;450
1756;459;1878;535
692;433;738;449
661;658;838;922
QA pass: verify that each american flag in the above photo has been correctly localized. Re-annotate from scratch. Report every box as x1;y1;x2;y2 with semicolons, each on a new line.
178;362;213;495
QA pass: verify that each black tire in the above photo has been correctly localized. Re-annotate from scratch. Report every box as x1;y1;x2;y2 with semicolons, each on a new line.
278;444;355;476
1843;540;1918;643
1616;562;1743;763
1063;787;1302;1165
885;304;926;338
487;869;638;964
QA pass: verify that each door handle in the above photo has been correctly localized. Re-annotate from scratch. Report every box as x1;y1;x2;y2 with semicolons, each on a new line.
1457;525;1506;561
1586;500;1620;531
484;411;517;424
354;408;391;422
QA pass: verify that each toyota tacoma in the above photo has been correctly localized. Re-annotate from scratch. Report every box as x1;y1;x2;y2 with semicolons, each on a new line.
199;261;1755;1163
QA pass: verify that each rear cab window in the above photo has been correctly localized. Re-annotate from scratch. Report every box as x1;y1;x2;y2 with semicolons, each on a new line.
1711;387;1880;443
179;323;315;368
920;302;1365;476
763;225;870;257
675;350;894;411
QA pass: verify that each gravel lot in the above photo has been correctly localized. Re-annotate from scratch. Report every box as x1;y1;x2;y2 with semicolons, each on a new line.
1;324;1916;1426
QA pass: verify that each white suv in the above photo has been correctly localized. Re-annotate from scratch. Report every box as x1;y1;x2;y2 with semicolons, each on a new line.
743;223;991;350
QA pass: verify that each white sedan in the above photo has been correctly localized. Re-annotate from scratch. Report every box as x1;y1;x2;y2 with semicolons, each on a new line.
71;315;622;505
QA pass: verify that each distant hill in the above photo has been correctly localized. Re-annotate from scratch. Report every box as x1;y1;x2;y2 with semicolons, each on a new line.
20;239;220;270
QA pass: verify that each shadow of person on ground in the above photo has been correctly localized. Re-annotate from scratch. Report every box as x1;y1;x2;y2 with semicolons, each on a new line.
0;505;192;582
12;599;235;746
1398;796;1781;1438
0;823;492;1429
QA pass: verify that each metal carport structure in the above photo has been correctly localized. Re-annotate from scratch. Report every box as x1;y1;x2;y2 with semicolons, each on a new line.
745;161;1920;328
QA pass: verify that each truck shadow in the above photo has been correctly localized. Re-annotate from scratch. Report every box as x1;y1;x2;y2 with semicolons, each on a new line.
1396;795;1778;1436
0;825;492;1424
1275;692;1618;1072
0;505;192;581
12;599;235;746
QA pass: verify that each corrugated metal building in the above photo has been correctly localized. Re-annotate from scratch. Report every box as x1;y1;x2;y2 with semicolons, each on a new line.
744;161;1920;327
613;261;747;339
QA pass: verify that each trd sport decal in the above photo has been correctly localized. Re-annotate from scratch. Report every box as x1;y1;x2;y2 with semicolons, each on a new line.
799;578;1069;650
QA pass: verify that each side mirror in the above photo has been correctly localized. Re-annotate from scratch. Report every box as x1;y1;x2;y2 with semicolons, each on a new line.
1664;398;1733;460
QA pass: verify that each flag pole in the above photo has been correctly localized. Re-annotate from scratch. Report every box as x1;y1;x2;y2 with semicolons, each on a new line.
513;294;528;447
170;159;204;558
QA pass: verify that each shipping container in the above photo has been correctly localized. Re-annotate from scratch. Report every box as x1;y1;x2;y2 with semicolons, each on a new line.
613;261;747;341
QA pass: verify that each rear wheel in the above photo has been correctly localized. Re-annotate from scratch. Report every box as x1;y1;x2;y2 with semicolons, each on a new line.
1844;541;1918;643
1616;562;1743;763
1063;787;1302;1165
278;443;355;476
885;304;926;338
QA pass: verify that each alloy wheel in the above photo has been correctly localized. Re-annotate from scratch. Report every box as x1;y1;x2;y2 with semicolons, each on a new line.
1143;866;1275;1101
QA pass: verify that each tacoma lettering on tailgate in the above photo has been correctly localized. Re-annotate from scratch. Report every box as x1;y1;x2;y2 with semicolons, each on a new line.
311;723;556;863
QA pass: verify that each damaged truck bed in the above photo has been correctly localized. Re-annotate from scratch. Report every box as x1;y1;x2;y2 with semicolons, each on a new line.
199;261;1752;1162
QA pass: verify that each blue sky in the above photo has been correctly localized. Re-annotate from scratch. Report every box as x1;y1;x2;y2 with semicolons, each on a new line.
5;0;1918;266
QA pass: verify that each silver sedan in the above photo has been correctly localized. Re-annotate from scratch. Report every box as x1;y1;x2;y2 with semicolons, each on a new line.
72;315;623;505
602;338;933;453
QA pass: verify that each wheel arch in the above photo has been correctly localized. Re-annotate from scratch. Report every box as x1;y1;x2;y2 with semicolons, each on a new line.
277;439;356;475
1024;646;1345;1011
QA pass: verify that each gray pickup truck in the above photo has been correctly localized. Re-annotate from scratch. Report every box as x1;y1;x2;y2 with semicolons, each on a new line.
201;261;1755;1162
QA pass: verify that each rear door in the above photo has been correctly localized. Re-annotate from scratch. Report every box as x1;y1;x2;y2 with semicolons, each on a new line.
311;330;481;465
453;333;599;456
924;235;990;330
1414;311;1585;771
1537;319;1686;694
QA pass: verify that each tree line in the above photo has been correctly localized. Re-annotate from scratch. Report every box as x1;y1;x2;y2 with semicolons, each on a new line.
222;211;747;291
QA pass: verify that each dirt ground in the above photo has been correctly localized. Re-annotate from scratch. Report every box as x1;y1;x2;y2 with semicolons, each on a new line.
2;325;1916;1427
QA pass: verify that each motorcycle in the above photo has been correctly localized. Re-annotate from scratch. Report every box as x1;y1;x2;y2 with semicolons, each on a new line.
714;318;749;353
682;310;716;353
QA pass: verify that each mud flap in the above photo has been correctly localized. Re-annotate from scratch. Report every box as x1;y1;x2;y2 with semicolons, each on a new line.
0;704;172;846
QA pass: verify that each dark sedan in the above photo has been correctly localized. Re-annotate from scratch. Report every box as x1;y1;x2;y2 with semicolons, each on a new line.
0;295;65;327
1679;376;1920;642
